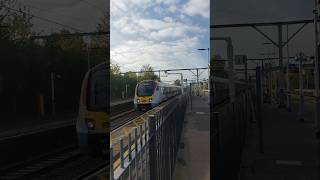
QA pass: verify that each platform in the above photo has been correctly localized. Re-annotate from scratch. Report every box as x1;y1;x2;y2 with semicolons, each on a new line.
0;113;76;139
110;98;133;106
240;99;319;179
0;99;130;138
173;95;210;180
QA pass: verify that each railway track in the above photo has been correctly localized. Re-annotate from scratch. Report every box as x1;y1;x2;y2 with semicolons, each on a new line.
110;109;143;131
0;146;81;180
72;163;109;180
0;144;108;180
0;101;138;180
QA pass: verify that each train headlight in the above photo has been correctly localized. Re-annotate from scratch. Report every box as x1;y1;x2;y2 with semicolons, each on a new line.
149;98;152;102
137;99;140;103
86;118;95;130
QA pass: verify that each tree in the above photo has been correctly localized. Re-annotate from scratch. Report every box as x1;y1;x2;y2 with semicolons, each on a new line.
174;79;181;86
0;3;34;41
139;64;158;81
127;71;137;80
90;11;108;65
111;63;120;75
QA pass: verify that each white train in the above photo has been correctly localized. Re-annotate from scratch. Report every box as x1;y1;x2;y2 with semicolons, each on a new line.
134;80;182;111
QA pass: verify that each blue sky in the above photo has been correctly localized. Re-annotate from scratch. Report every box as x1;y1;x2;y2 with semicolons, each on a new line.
111;0;209;83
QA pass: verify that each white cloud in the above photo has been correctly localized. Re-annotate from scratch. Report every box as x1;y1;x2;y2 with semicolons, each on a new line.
181;0;209;18
111;37;204;71
168;5;177;13
112;16;206;40
110;0;209;82
156;0;178;5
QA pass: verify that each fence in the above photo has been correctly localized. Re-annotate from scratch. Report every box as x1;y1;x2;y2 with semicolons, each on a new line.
110;95;188;180
212;79;255;179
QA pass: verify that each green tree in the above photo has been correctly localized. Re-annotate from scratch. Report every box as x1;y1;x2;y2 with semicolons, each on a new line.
0;3;34;41
90;11;108;65
138;64;158;81
111;63;120;74
174;79;181;86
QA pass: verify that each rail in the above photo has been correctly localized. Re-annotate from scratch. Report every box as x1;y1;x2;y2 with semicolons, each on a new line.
110;94;188;180
212;76;255;179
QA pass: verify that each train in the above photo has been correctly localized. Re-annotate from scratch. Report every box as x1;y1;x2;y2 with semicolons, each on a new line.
134;80;183;111
76;62;108;157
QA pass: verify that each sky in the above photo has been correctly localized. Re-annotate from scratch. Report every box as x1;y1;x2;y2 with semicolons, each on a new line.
13;0;106;34
211;0;316;76
110;0;210;84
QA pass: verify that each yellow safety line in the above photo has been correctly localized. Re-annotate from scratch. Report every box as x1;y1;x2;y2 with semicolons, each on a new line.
132;120;140;127
110;97;175;172
113;143;137;170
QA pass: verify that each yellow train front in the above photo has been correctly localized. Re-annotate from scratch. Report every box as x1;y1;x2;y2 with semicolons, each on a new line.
134;80;182;111
76;62;109;157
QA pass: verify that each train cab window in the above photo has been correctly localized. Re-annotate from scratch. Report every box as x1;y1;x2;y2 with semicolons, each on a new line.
88;69;107;111
137;82;154;96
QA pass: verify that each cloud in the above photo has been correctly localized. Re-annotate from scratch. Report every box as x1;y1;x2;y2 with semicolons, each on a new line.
111;37;208;81
110;0;209;83
168;5;177;13
181;0;209;18
112;16;206;40
110;35;209;82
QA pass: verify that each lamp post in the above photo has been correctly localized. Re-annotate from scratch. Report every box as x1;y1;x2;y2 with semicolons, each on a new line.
86;37;91;71
50;72;61;118
314;0;320;138
198;48;210;102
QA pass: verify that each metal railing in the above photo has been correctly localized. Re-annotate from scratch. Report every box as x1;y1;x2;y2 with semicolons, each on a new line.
212;80;255;179
110;95;188;180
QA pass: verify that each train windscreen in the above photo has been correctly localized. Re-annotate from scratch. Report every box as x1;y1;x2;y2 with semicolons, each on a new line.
88;69;107;111
137;81;154;96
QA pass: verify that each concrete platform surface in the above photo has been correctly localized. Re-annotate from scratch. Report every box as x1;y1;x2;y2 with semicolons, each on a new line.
173;95;210;180
240;100;320;180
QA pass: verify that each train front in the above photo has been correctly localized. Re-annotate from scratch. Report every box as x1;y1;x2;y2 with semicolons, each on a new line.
76;63;108;157
134;80;158;111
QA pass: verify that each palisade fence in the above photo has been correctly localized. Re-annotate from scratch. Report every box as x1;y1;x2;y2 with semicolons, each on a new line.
110;94;188;180
212;81;255;179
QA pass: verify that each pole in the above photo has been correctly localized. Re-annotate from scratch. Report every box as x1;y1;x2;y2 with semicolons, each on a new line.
286;24;291;111
227;39;235;103
298;53;304;121
148;115;157;180
125;84;128;99
256;67;264;153
50;72;55;116
278;24;285;108
87;38;91;71
315;3;320;178
314;0;320;137
190;83;192;110
196;69;199;96
208;48;210;103
245;57;248;105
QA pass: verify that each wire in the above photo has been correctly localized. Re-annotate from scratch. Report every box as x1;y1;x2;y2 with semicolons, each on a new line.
16;2;86;23
3;6;84;32
79;0;105;14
